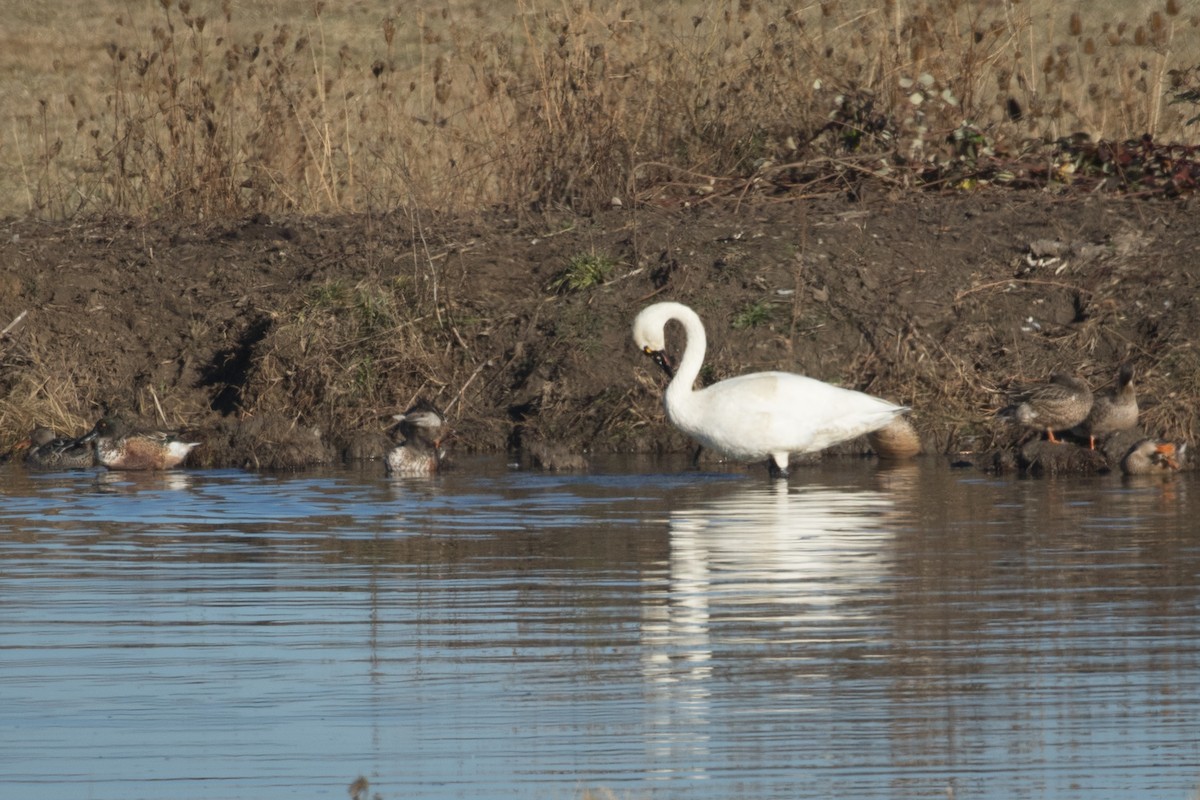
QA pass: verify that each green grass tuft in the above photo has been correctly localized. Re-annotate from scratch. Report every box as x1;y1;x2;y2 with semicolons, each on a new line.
549;252;618;293
732;300;776;330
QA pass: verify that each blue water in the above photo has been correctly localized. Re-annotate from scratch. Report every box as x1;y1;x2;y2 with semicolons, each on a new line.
1;457;1198;799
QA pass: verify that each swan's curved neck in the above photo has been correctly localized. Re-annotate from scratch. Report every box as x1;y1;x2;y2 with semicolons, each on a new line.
666;306;707;398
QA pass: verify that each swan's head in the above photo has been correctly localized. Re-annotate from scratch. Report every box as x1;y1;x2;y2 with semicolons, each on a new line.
632;304;668;351
632;304;678;378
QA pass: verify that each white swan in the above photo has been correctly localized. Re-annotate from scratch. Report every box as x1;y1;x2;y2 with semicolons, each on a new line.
633;301;908;477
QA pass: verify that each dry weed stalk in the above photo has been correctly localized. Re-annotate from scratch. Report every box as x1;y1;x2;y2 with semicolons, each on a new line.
0;331;94;440
242;275;468;433
4;0;1199;218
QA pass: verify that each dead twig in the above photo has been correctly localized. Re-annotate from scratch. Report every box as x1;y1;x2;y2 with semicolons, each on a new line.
955;279;1092;303
1;310;28;339
148;385;167;425
444;359;491;418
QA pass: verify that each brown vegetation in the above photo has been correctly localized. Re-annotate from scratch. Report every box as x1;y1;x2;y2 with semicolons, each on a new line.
3;0;1199;219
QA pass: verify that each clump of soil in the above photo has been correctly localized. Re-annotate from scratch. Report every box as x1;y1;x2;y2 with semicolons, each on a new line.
1;192;1198;470
192;415;336;471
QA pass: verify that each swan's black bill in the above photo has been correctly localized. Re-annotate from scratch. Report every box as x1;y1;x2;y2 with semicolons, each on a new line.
645;348;675;378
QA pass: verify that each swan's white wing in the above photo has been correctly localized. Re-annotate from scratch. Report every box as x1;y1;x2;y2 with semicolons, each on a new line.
680;371;904;459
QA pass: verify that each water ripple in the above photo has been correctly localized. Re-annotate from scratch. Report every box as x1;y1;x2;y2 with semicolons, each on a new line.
1;459;1198;799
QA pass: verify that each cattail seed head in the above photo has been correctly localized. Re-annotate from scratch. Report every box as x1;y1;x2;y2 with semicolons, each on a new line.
1166;0;1180;17
1070;13;1082;36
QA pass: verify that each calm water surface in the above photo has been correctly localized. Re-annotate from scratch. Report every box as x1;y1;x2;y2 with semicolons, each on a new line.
1;456;1198;799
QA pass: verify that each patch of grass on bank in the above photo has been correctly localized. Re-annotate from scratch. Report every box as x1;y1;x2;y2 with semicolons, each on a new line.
732;300;777;330
248;277;450;427
550;251;618;293
2;0;1199;219
0;343;93;447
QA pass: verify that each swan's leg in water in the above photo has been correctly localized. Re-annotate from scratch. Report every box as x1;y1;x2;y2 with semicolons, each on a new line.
767;454;789;480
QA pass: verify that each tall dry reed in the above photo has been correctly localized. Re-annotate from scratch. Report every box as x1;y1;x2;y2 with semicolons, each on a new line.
4;0;1198;219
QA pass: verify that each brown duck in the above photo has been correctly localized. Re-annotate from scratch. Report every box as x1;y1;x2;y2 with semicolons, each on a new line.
1120;439;1182;475
1003;372;1093;443
385;401;448;476
80;416;200;470
16;427;97;470
1073;364;1137;449
867;415;921;459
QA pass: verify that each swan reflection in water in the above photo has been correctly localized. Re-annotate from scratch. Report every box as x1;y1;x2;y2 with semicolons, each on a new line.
644;475;900;664
640;470;908;774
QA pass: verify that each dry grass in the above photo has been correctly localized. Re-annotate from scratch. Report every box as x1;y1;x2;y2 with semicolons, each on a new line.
0;330;95;445
1;0;1198;220
243;274;452;429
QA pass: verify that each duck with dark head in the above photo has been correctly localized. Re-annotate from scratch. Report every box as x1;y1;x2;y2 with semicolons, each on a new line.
386;401;449;476
80;415;200;470
13;426;97;470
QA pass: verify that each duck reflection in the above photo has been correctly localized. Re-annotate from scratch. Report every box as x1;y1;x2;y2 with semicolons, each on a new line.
93;468;194;493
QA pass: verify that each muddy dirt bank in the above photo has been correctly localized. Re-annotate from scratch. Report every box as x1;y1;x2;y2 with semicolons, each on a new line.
1;192;1197;470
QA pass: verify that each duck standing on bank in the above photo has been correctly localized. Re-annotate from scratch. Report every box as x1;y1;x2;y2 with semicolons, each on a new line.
386;401;448;476
1073;364;1137;450
15;427;97;470
1000;372;1093;443
80;416;200;470
632;301;908;478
